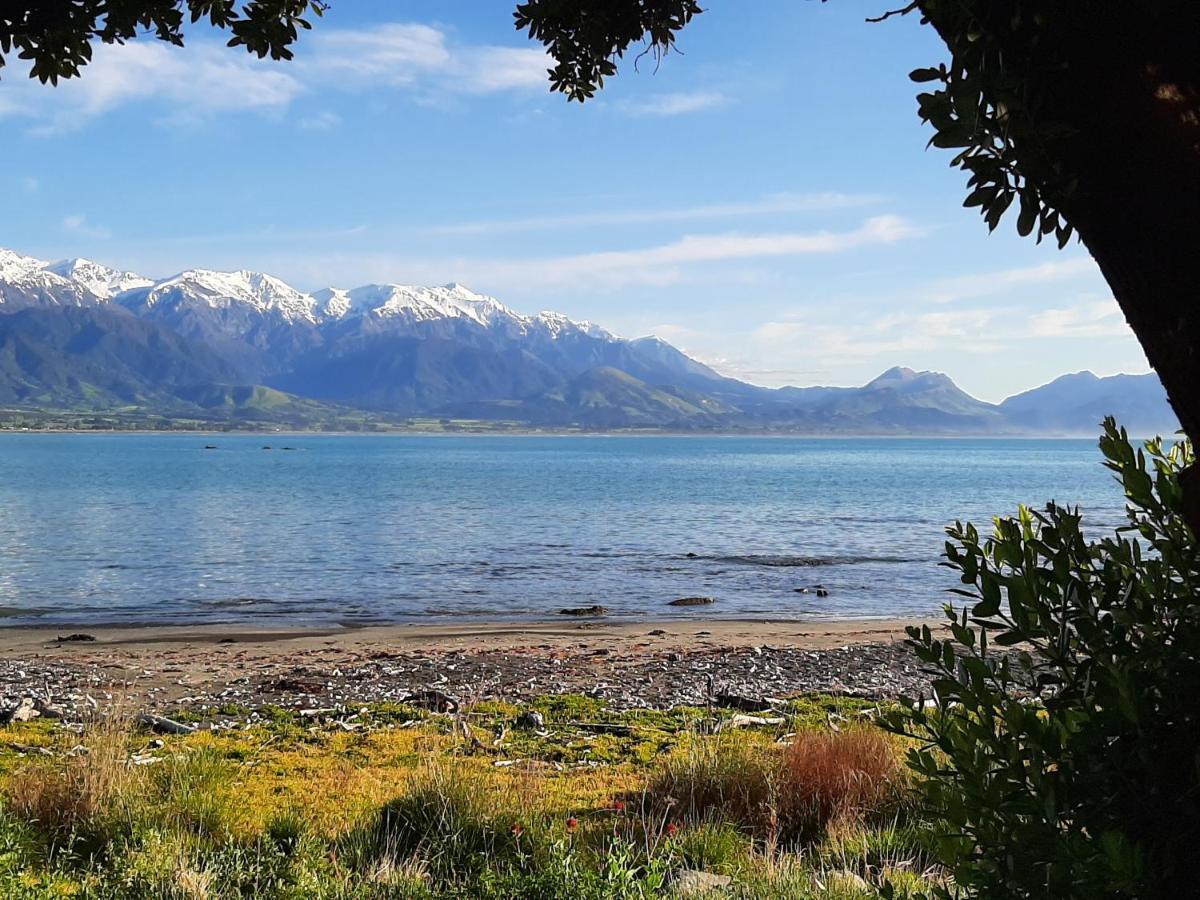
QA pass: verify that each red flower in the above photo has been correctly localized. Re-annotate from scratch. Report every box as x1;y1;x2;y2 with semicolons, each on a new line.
665;822;679;837
612;800;626;813
565;817;578;833
511;823;523;837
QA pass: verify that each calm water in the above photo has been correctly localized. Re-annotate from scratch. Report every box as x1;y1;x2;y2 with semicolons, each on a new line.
0;434;1128;626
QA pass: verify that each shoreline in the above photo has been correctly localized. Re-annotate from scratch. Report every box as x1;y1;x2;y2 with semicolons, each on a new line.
0;617;946;716
0;616;931;655
0;427;1106;439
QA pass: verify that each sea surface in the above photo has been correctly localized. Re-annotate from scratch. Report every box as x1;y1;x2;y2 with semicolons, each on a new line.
0;434;1131;626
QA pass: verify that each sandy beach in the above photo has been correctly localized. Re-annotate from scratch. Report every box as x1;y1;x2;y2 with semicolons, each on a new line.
0;617;945;719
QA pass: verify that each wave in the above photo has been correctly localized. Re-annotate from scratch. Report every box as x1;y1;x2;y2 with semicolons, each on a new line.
695;553;919;567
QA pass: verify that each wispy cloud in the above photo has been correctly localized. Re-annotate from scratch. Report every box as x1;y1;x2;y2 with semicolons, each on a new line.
62;214;112;240
1027;299;1130;338
927;257;1099;304
429;192;884;236
621;90;727;116
467;214;923;288
203;214;922;291
739;296;1135;389
297;110;342;131
0;22;549;132
21;177;39;193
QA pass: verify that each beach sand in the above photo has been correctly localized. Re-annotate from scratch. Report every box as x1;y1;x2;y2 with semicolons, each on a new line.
0;617;946;717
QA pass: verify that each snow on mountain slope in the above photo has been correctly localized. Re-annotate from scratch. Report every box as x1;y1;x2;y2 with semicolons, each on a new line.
0;249;99;309
0;249;47;281
318;282;517;327
126;269;321;324
1;247;619;343
531;310;613;340
43;258;153;299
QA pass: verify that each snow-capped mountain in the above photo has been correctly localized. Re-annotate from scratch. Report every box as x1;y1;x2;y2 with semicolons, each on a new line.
43;258;153;300
0;246;721;412
0;248;619;348
0;249;99;309
0;245;1177;433
122;269;320;323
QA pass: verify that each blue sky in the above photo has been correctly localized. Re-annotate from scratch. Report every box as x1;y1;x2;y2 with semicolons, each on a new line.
0;0;1148;401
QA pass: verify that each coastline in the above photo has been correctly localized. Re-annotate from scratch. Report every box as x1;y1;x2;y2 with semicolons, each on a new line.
0;617;946;716
0;616;932;655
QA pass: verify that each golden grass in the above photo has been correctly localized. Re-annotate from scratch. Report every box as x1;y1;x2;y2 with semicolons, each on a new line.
6;707;139;846
0;699;925;897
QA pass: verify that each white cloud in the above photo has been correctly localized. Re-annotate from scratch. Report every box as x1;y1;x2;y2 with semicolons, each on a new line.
302;23;548;95
1;41;303;132
305;23;451;84
429;192;884;236
462;46;552;92
468;214;922;287
1027;299;1130;338
927;257;1099;304
621;90;727;116
63;214;112;239
196;214;922;292
0;22;549;131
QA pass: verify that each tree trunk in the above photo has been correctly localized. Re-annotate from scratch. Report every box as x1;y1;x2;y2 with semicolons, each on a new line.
927;1;1200;532
1049;6;1200;535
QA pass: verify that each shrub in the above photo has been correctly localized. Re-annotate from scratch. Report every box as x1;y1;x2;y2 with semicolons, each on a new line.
882;419;1200;898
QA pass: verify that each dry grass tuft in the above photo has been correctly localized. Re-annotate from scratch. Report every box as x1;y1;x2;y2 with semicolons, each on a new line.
647;736;779;834
7;707;139;847
777;727;904;841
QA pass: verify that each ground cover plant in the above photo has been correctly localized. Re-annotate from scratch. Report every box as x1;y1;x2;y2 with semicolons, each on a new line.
0;694;939;898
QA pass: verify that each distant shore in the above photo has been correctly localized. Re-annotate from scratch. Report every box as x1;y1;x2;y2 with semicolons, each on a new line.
0;617;945;716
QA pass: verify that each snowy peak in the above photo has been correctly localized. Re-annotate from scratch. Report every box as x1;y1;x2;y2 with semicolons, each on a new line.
0;245;616;341
0;248;99;308
44;258;152;300
319;282;518;327
135;268;319;323
0;248;48;281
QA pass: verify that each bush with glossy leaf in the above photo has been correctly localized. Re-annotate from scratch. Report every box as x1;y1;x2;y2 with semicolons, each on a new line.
882;417;1200;899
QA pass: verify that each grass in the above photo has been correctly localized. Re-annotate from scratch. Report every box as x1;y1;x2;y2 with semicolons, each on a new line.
0;695;942;897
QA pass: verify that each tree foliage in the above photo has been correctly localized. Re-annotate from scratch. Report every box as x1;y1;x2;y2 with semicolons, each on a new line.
512;0;702;102
0;1;327;84
882;419;1200;898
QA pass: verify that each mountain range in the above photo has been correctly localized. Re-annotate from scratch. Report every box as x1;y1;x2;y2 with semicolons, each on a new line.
0;247;1180;434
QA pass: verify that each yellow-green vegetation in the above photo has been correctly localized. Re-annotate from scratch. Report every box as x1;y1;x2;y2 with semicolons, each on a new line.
0;695;940;898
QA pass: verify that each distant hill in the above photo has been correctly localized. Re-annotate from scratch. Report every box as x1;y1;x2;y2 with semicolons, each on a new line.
0;245;1181;435
1000;371;1180;436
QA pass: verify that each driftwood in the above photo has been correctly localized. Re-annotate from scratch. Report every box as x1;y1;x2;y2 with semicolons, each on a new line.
9;743;53;756
563;721;633;736
717;714;787;731
401;690;459;713
136;713;197;735
455;717;487;751
33;698;64;720
712;692;782;713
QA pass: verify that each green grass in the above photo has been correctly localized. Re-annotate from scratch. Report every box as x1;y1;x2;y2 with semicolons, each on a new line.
0;696;943;897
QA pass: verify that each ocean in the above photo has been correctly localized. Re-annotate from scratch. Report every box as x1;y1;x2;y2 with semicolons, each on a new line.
0;433;1128;626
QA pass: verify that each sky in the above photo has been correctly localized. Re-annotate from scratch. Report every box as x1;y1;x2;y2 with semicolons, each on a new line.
0;0;1151;402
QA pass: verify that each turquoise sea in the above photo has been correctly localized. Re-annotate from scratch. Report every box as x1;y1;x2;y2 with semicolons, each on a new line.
0;434;1129;626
